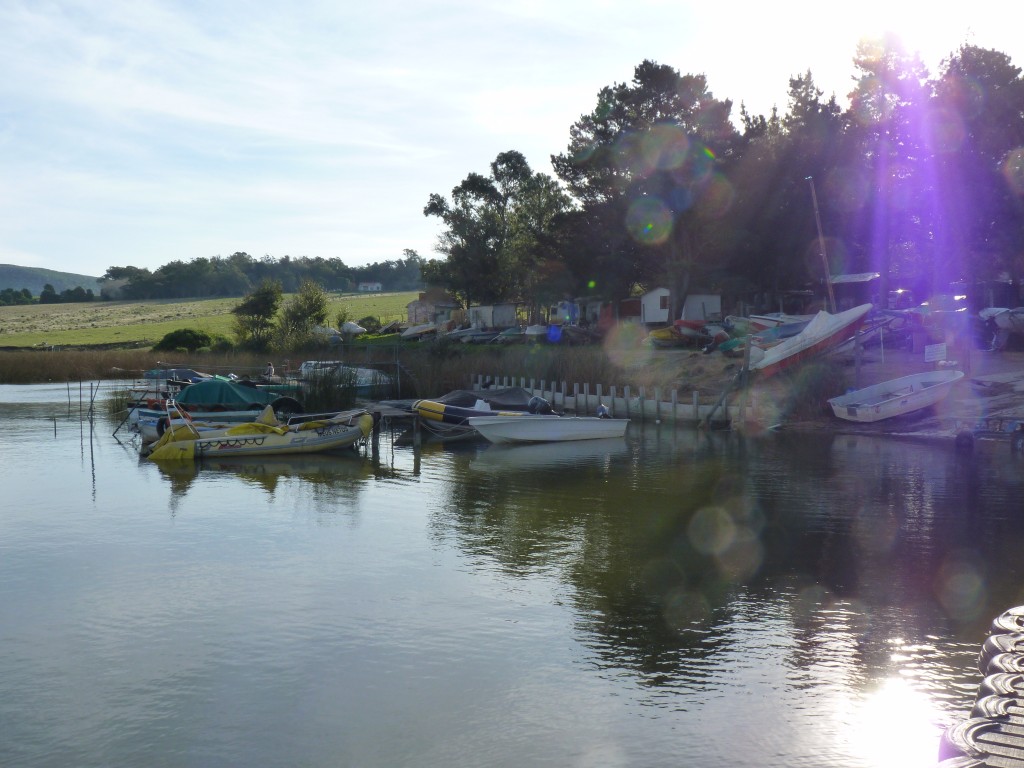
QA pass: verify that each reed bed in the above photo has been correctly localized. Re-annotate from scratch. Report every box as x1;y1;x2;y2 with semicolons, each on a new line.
0;339;727;404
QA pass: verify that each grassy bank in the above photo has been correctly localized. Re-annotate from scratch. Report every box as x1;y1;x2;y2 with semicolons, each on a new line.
0;291;418;348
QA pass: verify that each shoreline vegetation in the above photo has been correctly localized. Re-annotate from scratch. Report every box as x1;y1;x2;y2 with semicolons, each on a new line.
0;291;752;413
8;293;1018;431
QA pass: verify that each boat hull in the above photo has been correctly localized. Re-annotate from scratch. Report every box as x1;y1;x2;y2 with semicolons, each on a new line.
148;412;373;461
827;370;964;422
467;415;628;444
133;407;265;442
749;304;872;378
414;399;539;425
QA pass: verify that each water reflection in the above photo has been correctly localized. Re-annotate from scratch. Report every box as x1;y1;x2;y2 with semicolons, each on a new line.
152;453;375;495
425;427;1024;745
5;383;1024;768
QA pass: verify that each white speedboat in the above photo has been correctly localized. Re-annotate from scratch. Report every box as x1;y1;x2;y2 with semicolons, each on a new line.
467;414;628;444
748;304;872;378
827;370;964;423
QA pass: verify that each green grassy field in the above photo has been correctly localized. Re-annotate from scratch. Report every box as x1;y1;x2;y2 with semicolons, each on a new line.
0;291;418;348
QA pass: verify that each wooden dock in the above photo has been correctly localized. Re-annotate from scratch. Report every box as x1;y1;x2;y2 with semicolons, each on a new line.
940;605;1024;766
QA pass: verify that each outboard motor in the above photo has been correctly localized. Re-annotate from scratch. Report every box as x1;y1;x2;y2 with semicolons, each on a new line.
596;403;611;419
528;396;554;415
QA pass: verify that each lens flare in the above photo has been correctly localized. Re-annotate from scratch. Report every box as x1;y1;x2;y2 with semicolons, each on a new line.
698;173;735;219
929;106;967;154
935;556;986;621
639;124;691;175
625;196;672;245
1002;148;1024;196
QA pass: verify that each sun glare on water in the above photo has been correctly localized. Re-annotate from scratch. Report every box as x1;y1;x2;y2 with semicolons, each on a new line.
845;677;943;768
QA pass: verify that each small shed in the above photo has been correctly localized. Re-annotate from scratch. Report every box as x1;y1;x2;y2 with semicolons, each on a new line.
640;288;670;325
407;289;459;325
548;299;580;325
578;298;603;326
681;294;722;321
468;303;517;329
599;297;641;333
357;281;382;292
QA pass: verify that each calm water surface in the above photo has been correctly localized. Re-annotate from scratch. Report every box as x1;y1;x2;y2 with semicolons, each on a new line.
2;382;1023;768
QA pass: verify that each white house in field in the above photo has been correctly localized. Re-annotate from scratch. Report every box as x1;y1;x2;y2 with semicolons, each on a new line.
357;281;382;292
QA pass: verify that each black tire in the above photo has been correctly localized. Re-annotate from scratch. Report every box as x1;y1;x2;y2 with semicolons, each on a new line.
271;396;303;416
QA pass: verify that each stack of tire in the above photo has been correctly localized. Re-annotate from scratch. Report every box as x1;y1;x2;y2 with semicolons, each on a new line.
939;605;1024;766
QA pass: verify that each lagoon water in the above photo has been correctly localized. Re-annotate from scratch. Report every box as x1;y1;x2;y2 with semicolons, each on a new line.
2;382;1024;767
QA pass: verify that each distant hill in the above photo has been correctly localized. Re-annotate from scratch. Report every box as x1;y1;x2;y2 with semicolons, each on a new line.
0;264;104;296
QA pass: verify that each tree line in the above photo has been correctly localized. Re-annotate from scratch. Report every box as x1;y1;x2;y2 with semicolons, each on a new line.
423;41;1024;318
1;286;99;305
100;250;426;301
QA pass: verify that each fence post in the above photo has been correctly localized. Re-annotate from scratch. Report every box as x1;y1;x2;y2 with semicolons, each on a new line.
693;391;699;421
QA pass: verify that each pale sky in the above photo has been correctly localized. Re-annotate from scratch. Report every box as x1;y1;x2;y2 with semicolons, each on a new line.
1;1;1020;277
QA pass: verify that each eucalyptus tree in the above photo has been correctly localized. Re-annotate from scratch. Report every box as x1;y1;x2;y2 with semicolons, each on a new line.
551;60;740;316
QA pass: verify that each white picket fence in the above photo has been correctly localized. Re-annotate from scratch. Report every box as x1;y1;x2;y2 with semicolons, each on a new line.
470;374;757;426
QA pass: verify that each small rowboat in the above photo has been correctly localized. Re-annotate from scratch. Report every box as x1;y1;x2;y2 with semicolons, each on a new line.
827;370;964;423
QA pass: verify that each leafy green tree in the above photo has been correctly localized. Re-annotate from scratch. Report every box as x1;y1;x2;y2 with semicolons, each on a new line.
0;288;33;306
153;328;215;352
276;279;330;347
38;284;57;304
232;279;282;349
424;150;570;310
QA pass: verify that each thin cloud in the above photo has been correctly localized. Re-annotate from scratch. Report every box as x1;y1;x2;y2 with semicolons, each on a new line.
0;0;1021;275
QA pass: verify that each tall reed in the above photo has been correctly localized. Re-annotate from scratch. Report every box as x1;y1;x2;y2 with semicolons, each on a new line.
1;340;696;400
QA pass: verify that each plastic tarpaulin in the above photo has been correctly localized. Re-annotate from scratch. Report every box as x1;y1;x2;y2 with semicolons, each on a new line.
173;379;280;408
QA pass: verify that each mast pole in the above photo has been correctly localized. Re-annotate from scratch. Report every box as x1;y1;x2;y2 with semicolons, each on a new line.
807;176;836;313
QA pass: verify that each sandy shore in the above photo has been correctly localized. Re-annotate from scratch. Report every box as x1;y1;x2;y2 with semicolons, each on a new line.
622;338;1024;437
763;343;1024;436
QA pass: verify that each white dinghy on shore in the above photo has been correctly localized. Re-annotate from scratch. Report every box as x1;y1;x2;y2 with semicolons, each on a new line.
827;369;964;423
